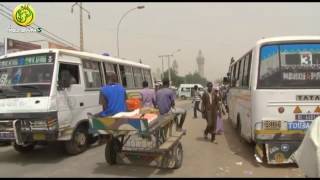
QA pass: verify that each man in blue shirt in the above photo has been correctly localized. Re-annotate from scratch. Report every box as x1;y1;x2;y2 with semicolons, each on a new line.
156;79;186;131
99;72;127;117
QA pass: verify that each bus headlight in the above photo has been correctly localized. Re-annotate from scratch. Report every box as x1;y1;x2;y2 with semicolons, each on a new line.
30;118;58;130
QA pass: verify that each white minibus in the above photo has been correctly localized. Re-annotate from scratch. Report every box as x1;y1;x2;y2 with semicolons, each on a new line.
226;36;320;164
0;49;153;155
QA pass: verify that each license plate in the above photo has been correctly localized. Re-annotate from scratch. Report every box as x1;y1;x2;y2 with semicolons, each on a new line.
263;120;281;130
33;133;45;140
0;132;15;139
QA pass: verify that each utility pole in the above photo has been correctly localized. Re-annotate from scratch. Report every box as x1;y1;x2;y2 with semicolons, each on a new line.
71;2;91;51
158;49;181;86
79;2;83;51
158;55;164;80
159;54;173;85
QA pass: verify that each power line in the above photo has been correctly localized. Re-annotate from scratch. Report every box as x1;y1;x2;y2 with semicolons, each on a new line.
0;4;80;49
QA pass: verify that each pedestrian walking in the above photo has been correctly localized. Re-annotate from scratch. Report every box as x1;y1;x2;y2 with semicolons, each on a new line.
201;82;219;143
215;87;225;135
193;85;202;118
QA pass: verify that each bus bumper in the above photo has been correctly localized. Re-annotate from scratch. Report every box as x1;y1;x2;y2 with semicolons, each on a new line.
0;119;59;145
254;130;305;164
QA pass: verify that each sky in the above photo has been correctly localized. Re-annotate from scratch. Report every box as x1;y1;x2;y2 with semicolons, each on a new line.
1;2;320;81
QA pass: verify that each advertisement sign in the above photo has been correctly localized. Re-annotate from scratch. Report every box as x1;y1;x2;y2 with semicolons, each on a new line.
48;41;78;51
6;38;41;54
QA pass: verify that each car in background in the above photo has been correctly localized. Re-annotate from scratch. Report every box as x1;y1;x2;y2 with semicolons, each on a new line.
177;84;204;100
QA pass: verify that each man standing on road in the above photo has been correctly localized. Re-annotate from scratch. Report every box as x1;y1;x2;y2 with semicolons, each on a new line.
156;79;187;131
201;82;219;143
140;80;156;108
193;85;202;119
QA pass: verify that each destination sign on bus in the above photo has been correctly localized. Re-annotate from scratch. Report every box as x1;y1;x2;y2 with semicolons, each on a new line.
0;54;54;69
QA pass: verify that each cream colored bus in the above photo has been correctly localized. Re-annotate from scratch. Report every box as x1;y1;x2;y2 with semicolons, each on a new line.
227;36;320;164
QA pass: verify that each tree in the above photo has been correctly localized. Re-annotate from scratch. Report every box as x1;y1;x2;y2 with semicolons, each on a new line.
214;77;223;85
184;72;208;86
162;68;185;87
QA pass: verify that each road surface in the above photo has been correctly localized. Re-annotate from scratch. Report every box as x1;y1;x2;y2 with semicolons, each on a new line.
0;100;305;177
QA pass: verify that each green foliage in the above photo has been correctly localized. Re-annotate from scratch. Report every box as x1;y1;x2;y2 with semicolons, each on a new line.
162;68;208;87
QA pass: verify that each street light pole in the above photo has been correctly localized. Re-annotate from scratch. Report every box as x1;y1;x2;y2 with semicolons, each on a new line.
117;5;145;58
71;2;91;51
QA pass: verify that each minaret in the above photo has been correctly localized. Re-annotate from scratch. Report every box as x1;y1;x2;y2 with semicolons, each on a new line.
196;50;205;77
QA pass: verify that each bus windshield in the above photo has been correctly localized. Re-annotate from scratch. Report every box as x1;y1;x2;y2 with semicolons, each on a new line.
0;53;55;98
258;43;320;89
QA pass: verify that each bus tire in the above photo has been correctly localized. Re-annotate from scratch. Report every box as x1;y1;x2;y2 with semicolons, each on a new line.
65;126;89;155
181;95;186;100
13;142;35;153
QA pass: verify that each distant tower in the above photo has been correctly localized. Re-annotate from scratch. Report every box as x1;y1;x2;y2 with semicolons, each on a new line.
172;59;178;74
196;50;205;77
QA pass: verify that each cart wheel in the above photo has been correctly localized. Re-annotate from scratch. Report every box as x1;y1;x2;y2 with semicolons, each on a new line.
105;138;121;165
160;142;183;169
160;152;171;169
173;142;183;169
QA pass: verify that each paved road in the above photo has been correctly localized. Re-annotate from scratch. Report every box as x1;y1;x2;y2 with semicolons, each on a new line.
0;100;305;177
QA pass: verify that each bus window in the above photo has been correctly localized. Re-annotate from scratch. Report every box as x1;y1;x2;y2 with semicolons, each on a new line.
258;43;320;88
104;62;114;73
230;65;236;87
243;52;252;87
143;69;152;88
82;59;102;89
104;62;120;83
119;65;134;89
58;63;80;85
133;67;143;88
236;60;243;87
240;58;246;87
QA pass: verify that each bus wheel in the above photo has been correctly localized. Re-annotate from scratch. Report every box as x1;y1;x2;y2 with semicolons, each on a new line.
65;126;89;155
181;96;186;100
13;142;35;153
